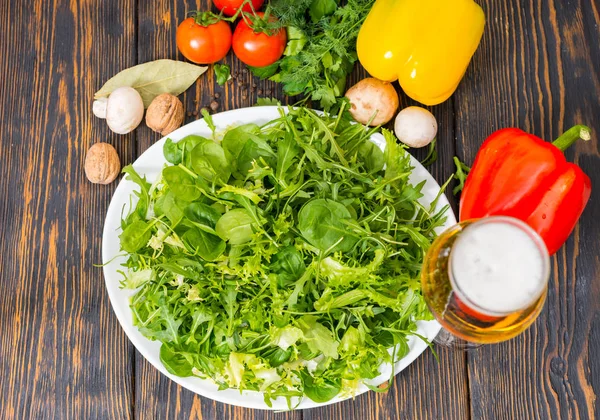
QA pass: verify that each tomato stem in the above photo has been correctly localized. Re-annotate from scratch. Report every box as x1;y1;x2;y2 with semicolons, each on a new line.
552;125;592;152
228;0;258;22
191;10;223;26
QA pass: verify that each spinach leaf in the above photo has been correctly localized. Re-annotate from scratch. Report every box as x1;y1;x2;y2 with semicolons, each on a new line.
182;227;226;261
237;135;276;175
160;191;185;224
270;245;305;285
248;62;280;79
119;220;151;253
164;135;205;166
191;139;231;182
222;124;262;161
183;202;221;227
163;138;181;164
298;198;358;253
215;209;255;245
300;370;341;403
221;124;275;175
267;347;293;367
163;166;201;202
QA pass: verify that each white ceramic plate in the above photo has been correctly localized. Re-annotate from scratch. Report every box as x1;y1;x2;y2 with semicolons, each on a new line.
102;106;456;410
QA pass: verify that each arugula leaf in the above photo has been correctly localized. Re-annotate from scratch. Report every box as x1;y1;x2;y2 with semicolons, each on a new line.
421;138;438;167
275;133;301;185
122;165;151;223
453;156;471;195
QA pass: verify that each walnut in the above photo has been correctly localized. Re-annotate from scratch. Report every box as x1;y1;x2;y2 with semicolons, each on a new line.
145;93;184;135
85;142;120;184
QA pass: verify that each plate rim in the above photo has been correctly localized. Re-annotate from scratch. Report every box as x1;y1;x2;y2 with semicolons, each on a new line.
102;106;456;410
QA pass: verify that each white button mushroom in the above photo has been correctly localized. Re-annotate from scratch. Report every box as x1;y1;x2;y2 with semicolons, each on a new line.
93;86;144;134
345;78;399;126
394;106;438;148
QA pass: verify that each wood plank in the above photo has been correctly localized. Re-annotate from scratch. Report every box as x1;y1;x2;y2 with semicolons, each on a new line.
0;0;137;418
454;1;600;419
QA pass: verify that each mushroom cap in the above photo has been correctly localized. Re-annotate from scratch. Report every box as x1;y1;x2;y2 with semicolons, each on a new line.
394;106;438;148
345;78;399;126
106;87;144;134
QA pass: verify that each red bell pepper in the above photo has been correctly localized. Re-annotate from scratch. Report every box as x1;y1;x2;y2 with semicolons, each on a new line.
459;125;592;255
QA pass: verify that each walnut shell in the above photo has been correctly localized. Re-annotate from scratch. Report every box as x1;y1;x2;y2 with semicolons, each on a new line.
85;142;120;184
145;93;184;135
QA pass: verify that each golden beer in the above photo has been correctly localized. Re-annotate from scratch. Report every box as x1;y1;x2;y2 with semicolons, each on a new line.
422;217;550;344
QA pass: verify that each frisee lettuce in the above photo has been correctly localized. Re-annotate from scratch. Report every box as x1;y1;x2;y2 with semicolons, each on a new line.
119;105;448;407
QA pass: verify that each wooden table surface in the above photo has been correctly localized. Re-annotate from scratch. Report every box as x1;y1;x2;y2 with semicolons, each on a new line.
1;1;599;419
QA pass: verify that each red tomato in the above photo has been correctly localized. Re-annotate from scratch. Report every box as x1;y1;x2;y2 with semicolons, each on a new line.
176;17;232;64
213;0;265;16
232;13;287;67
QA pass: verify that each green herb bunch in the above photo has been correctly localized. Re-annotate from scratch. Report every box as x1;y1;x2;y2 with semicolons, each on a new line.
118;106;447;406
252;0;375;109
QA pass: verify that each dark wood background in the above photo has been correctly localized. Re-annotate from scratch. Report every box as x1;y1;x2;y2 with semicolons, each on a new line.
0;0;598;419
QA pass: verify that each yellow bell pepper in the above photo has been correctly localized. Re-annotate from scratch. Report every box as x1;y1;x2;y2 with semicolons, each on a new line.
357;0;485;106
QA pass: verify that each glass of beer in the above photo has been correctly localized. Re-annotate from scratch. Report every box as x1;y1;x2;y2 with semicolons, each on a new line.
421;216;550;348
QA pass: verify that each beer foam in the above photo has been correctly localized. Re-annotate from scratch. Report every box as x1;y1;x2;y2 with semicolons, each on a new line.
450;218;549;315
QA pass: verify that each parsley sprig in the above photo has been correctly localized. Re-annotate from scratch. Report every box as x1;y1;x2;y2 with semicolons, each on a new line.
252;0;375;109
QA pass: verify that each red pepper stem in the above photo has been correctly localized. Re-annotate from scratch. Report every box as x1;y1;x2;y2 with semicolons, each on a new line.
552;125;592;152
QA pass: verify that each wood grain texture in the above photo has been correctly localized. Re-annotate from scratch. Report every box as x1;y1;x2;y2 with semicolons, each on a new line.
0;1;137;419
0;0;598;419
455;1;600;419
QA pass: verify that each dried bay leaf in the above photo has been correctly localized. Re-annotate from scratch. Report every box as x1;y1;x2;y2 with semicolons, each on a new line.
94;59;207;108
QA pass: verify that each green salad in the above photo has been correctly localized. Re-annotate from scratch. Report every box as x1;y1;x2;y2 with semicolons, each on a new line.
118;106;448;406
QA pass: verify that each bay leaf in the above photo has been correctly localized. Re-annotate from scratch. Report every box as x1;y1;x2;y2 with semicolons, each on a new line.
94;59;207;108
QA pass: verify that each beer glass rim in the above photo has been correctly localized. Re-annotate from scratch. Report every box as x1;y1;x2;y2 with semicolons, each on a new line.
448;216;551;317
